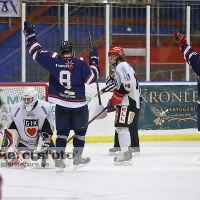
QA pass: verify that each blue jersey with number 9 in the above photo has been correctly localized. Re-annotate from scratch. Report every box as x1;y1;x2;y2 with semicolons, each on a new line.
27;39;99;108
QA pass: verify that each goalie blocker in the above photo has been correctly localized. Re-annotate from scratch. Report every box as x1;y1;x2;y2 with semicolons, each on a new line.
0;129;70;169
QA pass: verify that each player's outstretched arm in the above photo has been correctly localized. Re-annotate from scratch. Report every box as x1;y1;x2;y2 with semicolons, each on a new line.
23;21;36;43
23;21;60;69
173;30;188;47
173;30;200;75
88;47;100;80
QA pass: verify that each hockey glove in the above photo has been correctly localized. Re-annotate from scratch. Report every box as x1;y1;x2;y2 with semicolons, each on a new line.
109;88;124;106
88;47;99;65
33;132;52;154
23;21;36;42
173;30;187;47
106;100;116;113
41;132;52;148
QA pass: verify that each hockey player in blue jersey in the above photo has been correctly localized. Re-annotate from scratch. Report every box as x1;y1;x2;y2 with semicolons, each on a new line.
173;30;200;131
23;21;100;171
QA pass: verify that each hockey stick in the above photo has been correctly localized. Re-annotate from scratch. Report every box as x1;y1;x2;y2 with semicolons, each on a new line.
66;105;109;144
0;98;2;129
75;8;102;105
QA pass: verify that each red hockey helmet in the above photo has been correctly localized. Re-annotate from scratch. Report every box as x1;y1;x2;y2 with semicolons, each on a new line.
108;47;125;70
108;47;125;58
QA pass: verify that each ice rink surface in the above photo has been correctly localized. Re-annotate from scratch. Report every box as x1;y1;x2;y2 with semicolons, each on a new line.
1;142;200;200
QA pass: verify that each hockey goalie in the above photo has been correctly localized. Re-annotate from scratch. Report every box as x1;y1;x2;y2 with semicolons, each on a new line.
0;87;70;170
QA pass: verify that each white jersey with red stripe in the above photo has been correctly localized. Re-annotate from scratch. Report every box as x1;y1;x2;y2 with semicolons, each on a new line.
8;99;54;149
114;62;140;109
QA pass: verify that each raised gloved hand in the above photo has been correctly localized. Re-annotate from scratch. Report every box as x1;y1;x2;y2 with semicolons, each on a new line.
173;30;187;47
88;47;99;65
106;99;116;113
23;21;36;42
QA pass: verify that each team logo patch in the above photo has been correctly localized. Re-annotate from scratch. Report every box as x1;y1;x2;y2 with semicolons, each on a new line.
27;128;36;136
24;119;39;138
119;106;128;123
128;112;135;124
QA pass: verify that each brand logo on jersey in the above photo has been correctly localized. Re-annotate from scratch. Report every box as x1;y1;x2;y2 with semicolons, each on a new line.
124;74;131;81
55;61;74;69
24;119;39;138
27;112;35;117
64;90;75;95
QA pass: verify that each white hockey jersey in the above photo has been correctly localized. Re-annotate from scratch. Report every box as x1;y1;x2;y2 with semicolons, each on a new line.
8;99;54;149
115;62;140;109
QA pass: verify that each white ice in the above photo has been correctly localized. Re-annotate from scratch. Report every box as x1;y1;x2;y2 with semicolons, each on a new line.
1;142;200;200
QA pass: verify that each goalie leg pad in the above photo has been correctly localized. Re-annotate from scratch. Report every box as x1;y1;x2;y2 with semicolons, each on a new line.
6;149;32;170
1;129;19;153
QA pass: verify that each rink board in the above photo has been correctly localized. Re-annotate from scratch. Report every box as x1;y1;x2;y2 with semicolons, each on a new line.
1;82;200;145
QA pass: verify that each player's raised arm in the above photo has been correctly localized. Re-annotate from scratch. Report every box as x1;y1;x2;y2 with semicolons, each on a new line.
173;30;200;131
173;30;200;75
81;47;100;84
23;21;60;68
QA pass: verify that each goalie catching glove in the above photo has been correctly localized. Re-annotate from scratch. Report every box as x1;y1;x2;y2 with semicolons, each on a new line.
173;30;187;47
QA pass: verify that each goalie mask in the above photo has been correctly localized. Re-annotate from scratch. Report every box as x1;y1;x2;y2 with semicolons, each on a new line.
22;87;38;112
60;40;75;57
108;47;125;71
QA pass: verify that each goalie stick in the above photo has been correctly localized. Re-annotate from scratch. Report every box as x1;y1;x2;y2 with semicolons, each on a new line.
66;105;110;144
75;8;102;106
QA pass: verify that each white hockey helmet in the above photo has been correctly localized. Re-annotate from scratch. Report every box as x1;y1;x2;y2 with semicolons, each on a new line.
22;87;38;112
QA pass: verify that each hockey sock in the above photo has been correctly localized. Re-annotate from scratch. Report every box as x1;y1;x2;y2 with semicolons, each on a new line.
114;130;120;147
56;130;69;159
73;130;86;158
116;128;131;153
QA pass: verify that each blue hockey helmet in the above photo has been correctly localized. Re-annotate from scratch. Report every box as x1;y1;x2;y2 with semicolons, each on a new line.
60;41;75;57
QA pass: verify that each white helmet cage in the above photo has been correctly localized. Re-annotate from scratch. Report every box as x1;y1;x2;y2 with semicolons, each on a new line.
22;87;38;112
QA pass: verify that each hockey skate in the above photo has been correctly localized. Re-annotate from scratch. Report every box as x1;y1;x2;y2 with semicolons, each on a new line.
114;150;132;166
55;159;66;173
130;147;140;157
109;147;121;155
73;156;90;170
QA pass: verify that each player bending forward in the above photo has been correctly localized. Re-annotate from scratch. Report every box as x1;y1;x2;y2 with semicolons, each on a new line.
106;47;141;166
0;87;69;170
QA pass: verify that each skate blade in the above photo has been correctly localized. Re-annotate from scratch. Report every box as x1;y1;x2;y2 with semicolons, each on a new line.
109;151;121;156
24;166;33;171
73;162;90;170
114;160;133;166
132;152;140;157
56;167;64;173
